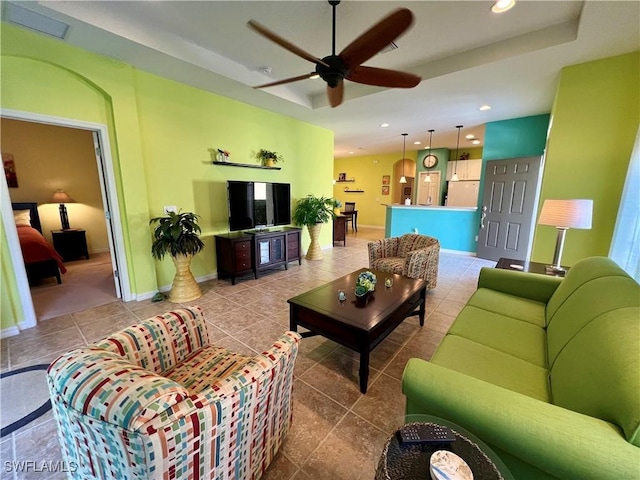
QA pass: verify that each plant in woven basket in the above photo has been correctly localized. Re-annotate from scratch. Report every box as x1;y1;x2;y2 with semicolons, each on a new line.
292;195;337;261
149;211;204;303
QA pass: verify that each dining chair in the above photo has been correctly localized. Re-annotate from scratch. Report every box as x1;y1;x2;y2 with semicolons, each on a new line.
344;202;356;232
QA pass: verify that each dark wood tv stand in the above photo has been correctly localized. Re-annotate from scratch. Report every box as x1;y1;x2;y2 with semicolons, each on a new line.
215;227;302;284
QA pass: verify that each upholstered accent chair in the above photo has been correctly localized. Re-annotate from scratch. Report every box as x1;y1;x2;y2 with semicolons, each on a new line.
46;306;300;480
368;234;440;289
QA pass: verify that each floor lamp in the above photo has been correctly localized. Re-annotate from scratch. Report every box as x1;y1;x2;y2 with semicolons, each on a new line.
538;199;593;273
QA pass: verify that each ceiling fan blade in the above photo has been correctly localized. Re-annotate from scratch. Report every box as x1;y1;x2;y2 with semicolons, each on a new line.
327;81;344;108
254;72;317;89
340;8;414;68
247;20;330;68
347;66;421;88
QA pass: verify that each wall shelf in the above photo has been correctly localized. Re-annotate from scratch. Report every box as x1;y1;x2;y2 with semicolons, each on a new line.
344;189;364;193
335;179;355;183
213;161;281;170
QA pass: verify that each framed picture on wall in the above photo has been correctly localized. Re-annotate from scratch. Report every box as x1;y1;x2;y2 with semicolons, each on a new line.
2;153;18;188
403;187;411;196
338;172;346;181
382;185;390;195
382;175;390;185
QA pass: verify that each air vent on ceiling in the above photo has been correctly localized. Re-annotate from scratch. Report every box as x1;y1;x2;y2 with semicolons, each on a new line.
380;42;398;54
3;2;69;39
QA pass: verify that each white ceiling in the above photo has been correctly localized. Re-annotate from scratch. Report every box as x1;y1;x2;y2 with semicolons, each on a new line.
5;1;639;157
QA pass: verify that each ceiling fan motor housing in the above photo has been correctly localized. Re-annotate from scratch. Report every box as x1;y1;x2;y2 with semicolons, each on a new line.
316;55;349;88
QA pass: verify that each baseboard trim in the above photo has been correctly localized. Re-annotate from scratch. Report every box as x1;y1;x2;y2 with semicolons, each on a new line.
0;326;20;339
440;249;477;256
134;272;218;302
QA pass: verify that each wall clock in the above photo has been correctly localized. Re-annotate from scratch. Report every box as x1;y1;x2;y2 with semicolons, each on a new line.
423;154;438;168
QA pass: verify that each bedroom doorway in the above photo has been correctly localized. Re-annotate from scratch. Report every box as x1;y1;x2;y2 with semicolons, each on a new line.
1;108;130;328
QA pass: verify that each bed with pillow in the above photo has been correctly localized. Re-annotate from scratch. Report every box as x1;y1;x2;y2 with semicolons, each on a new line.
12;202;66;284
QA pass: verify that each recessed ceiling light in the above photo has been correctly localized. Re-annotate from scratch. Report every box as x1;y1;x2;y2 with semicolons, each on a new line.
491;0;515;13
413;141;421;145
259;66;273;75
465;134;475;139
380;123;390;128
480;105;492;111
472;139;481;145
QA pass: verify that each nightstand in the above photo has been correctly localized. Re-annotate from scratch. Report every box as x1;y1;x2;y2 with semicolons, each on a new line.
495;257;568;277
52;229;89;262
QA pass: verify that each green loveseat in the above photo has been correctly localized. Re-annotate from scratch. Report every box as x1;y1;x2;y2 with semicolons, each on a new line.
402;256;640;479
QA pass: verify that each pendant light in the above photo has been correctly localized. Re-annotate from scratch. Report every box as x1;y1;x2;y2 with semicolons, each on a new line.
424;129;434;183
451;125;463;182
399;133;408;184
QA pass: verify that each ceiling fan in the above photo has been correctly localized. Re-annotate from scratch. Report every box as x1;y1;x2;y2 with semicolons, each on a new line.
247;0;421;108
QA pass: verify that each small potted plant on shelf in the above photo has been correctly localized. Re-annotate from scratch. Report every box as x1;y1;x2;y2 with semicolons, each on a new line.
292;195;336;261
149;211;204;303
255;149;283;167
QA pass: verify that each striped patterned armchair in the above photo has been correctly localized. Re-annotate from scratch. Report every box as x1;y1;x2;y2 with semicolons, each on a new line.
368;234;440;289
46;306;300;480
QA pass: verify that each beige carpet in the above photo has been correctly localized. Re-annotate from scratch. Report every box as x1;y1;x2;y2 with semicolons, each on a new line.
30;252;118;320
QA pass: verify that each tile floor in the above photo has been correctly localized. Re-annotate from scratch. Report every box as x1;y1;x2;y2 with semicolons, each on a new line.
0;228;496;480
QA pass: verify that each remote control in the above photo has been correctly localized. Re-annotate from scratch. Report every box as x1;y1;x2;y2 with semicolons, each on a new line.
397;424;456;445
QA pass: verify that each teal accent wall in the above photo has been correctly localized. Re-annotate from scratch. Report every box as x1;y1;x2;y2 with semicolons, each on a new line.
483;115;550;161
385;207;478;252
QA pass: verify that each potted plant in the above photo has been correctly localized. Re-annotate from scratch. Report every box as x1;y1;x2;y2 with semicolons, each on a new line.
255;149;283;167
149;211;205;303
292;195;336;260
333;199;343;216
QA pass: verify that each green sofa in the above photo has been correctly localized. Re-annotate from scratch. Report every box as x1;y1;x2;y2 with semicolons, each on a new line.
402;256;640;479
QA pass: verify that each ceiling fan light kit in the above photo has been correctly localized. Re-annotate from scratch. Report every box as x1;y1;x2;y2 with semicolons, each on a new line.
248;0;421;107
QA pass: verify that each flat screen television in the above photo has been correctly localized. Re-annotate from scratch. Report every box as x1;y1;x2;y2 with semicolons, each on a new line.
227;181;291;231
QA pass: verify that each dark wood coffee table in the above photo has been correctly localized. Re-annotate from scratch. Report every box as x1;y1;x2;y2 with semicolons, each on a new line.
288;268;426;393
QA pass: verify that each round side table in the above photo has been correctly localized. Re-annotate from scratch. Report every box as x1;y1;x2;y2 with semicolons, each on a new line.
375;415;513;480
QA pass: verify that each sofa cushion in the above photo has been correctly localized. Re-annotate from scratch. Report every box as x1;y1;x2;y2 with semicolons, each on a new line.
546;276;639;365
47;348;189;430
467;288;547;328
397;233;433;258
431;335;550;402
546;256;634;325
94;307;211;374
448;305;547;367
165;345;253;394
550;307;640;446
370;257;404;274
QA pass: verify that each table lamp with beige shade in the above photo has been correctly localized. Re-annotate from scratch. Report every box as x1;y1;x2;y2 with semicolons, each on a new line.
538;199;593;273
51;189;76;230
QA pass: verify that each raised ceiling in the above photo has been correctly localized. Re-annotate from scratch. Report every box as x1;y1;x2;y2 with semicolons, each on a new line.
4;1;639;156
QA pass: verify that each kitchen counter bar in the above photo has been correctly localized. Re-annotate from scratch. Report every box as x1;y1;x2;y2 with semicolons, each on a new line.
384;204;479;253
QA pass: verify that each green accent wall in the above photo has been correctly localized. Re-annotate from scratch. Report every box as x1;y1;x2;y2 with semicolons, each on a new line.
532;51;640;265
0;23;333;330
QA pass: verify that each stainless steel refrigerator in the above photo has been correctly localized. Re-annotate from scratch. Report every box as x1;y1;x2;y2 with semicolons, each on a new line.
446;181;480;207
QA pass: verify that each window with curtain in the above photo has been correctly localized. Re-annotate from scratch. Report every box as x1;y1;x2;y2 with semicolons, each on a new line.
610;126;640;282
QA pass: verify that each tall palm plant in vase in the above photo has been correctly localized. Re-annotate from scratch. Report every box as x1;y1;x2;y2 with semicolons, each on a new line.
150;211;204;302
292;195;336;260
